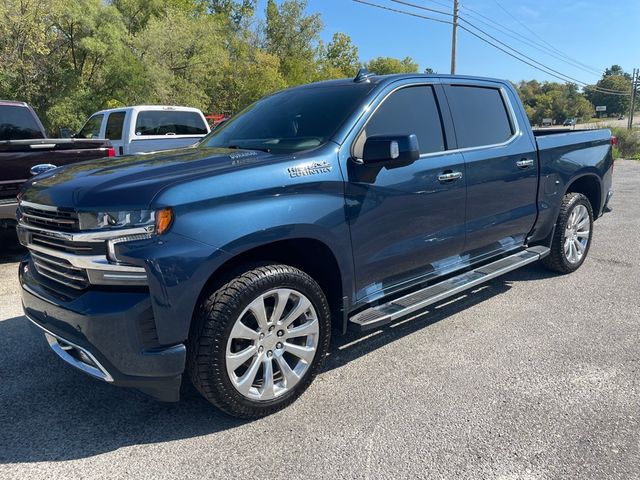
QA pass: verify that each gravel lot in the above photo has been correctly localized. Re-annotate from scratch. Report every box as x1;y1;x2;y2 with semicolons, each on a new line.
1;160;638;480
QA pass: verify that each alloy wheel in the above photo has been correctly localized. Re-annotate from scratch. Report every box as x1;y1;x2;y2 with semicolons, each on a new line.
225;288;319;401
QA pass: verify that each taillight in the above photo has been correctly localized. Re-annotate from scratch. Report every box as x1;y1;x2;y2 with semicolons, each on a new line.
107;147;116;157
611;136;618;146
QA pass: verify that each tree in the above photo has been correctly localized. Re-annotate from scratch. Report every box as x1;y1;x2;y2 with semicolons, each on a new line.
208;0;256;26
585;65;632;116
264;0;323;85
516;80;594;125
604;64;631;81
0;0;57;107
365;56;419;75
323;32;359;78
133;8;227;109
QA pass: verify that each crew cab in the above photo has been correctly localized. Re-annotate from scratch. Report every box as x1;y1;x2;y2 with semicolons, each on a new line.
77;106;210;156
0;100;113;228
17;72;613;418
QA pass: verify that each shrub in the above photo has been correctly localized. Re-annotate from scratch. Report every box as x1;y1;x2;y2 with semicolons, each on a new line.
610;127;640;159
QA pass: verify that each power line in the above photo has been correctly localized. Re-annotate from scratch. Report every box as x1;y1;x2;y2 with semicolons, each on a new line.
458;9;602;78
489;0;603;73
352;0;454;25
463;1;604;76
353;0;630;96
421;0;453;9
410;0;604;79
460;17;629;94
391;0;451;17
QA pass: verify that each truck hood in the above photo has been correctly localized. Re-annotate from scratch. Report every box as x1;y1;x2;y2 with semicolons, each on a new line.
19;146;278;209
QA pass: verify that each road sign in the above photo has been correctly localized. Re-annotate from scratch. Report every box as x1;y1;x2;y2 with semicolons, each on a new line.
596;106;607;112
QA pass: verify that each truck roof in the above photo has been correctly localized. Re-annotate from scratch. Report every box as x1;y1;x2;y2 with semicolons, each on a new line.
285;72;508;91
0;100;29;107
90;105;205;115
274;72;511;99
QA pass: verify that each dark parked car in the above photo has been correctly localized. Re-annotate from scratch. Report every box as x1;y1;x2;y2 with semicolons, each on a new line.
17;72;613;417
0;101;114;229
563;118;577;126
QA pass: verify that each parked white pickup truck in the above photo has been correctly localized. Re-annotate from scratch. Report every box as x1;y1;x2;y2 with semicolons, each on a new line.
77;105;210;156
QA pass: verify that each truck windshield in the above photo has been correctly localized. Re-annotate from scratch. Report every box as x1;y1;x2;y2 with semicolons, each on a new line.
202;83;374;154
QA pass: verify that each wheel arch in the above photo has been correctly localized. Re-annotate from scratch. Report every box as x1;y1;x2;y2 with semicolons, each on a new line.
193;237;347;334
564;173;602;218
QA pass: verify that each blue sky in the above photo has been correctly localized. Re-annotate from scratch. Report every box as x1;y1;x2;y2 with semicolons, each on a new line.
258;0;639;83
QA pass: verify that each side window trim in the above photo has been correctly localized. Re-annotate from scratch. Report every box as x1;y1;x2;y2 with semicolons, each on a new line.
350;82;447;161
105;111;126;140
78;114;104;139
441;83;521;153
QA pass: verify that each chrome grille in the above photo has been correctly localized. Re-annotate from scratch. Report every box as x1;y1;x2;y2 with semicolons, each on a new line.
18;201;148;290
30;232;102;255
30;250;90;290
20;204;79;232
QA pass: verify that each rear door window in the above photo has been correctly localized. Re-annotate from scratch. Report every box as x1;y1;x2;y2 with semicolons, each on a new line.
78;114;104;139
134;111;208;136
444;85;514;149
354;85;446;157
0;105;44;140
105;111;126;140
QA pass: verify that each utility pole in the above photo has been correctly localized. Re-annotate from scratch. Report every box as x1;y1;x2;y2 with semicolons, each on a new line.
628;68;638;130
450;0;459;75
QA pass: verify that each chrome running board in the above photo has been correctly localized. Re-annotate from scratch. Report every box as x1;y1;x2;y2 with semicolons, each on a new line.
349;246;550;331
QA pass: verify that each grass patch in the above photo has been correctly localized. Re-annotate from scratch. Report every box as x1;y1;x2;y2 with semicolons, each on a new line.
610;127;640;160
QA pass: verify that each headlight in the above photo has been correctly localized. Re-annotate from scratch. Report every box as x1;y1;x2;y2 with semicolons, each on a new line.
78;208;173;234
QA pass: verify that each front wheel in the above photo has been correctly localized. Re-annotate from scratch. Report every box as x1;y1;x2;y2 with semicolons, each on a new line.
542;192;594;273
187;264;331;418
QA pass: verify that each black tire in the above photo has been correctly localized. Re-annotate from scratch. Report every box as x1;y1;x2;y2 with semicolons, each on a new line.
542;192;594;274
187;264;331;418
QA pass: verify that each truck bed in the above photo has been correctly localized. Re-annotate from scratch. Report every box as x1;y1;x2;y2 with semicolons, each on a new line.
0;138;113;221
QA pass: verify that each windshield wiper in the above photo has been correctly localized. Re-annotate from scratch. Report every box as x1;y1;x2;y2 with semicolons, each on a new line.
226;145;272;153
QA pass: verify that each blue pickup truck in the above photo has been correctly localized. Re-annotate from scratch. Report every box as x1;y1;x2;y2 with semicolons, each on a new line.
17;71;613;418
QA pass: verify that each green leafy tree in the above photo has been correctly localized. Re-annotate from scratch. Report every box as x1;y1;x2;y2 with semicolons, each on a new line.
604;64;631;80
111;0;205;35
322;32;359;78
585;66;632;116
516;80;594;125
133;8;227;109
209;35;286;114
264;0;323;85
208;0;256;26
0;0;56;108
365;56;419;75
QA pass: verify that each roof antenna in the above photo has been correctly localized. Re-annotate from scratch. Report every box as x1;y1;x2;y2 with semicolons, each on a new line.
354;67;374;83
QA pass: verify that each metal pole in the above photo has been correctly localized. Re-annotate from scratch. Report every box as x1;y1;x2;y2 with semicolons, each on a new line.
628;68;637;130
628;69;637;130
450;0;459;75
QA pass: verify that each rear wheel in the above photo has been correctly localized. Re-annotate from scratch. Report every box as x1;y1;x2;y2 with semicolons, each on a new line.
187;264;331;418
542;192;594;273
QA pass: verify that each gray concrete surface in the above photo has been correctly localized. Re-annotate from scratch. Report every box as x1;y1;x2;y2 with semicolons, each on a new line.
0;161;638;480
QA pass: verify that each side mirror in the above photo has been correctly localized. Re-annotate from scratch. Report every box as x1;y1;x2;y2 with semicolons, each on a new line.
58;127;73;138
362;134;420;168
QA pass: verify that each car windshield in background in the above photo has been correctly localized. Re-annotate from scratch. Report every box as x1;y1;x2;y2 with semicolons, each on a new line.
135;111;208;136
0;105;44;140
203;83;375;154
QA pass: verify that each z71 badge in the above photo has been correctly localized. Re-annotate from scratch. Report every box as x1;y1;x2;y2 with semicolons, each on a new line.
287;161;332;178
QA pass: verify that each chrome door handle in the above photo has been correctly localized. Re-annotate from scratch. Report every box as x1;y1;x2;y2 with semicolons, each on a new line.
516;158;535;168
438;171;463;182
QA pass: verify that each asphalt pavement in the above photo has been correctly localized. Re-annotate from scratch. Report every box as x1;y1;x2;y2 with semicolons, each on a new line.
0;161;638;479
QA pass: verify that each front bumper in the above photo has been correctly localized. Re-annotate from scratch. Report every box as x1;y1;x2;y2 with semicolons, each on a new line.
20;258;186;401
